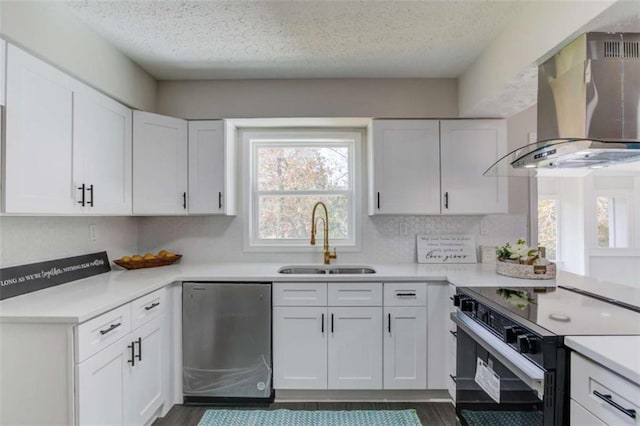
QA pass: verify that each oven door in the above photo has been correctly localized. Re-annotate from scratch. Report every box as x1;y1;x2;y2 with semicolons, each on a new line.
452;312;555;426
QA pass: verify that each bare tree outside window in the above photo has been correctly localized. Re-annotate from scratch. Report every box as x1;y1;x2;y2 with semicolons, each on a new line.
537;199;557;260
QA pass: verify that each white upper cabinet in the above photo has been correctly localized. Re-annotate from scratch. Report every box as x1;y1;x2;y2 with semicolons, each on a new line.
188;120;228;215
368;120;440;215
0;39;6;106
74;86;132;215
440;120;508;214
4;44;80;214
133;111;188;215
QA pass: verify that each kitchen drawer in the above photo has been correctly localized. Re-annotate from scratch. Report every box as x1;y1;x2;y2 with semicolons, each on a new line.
273;282;327;306
76;304;132;363
571;352;640;425
328;282;382;306
383;282;426;306
131;288;166;330
571;399;606;426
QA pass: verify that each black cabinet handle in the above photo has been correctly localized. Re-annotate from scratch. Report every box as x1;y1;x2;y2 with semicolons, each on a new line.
218;192;223;209
449;374;457;383
135;337;142;361
377;192;380;210
444;192;449;209
182;192;187;209
87;184;94;207
128;341;135;366
593;390;636;418
78;184;86;207
144;302;160;311
396;292;416;297
99;322;121;335
449;330;457;338
321;313;325;333
331;313;334;333
388;313;391;333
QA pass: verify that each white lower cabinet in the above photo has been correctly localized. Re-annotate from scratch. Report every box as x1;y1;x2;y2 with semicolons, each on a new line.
273;307;327;389
76;290;166;426
328;307;383;389
383;306;426;389
570;400;606;426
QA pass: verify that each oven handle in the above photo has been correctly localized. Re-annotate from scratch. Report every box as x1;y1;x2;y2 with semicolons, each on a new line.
451;311;545;398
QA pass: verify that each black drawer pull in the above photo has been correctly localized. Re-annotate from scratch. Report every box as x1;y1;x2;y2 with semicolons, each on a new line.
449;374;456;383
388;313;391;333
135;337;142;361
396;292;416;297
144;302;160;311
377;192;380;210
593;390;636;418
78;184;86;207
449;330;457;338
331;313;334;333
128;341;135;366
321;313;325;333
87;184;94;207
99;322;121;335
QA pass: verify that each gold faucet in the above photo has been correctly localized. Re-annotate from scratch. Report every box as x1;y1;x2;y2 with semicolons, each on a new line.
310;201;337;265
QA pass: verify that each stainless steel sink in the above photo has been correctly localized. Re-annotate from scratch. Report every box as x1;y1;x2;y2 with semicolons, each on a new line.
328;267;376;274
277;266;326;274
277;265;376;274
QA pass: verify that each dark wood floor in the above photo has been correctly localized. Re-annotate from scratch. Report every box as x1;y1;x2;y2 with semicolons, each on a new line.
153;401;456;425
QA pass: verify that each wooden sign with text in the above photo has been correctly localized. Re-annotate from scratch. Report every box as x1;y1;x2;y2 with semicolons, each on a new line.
417;234;477;264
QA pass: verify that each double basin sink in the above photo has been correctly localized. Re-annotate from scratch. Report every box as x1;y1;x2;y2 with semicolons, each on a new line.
278;265;376;274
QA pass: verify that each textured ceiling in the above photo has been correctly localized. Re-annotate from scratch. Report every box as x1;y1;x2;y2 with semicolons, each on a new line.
66;0;527;80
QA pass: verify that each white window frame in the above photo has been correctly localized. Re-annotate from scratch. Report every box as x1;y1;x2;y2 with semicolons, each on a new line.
537;195;561;262
241;128;362;252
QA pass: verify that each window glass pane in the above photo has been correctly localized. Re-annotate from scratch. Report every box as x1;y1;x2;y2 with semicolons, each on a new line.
257;146;349;191
612;198;629;248
596;196;610;247
258;195;349;240
537;199;557;260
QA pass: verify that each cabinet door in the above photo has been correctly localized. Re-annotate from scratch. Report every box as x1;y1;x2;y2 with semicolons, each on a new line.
440;120;507;214
4;44;80;214
273;307;327;389
570;400;606;426
328;307;382;389
76;338;129;426
74;87;132;215
124;317;164;426
188;121;225;214
133;111;188;215
383;306;427;389
369;120;440;215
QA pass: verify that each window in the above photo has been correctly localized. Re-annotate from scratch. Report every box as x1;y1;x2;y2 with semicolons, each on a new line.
596;195;630;248
537;197;559;260
242;129;360;250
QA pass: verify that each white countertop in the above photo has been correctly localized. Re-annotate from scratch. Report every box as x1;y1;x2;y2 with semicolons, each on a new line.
565;336;640;386
0;262;553;324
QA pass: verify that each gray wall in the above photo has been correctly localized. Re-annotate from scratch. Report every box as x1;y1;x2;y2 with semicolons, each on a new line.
156;78;458;119
0;1;156;110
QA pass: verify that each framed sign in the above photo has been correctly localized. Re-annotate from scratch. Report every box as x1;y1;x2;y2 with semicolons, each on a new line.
417;234;477;264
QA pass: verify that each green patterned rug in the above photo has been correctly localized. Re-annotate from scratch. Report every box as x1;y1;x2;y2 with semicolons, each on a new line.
197;409;422;425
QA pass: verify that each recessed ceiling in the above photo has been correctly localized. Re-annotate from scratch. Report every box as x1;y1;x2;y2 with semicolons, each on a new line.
66;0;528;80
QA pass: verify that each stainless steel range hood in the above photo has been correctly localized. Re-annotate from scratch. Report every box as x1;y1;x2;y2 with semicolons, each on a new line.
485;32;640;176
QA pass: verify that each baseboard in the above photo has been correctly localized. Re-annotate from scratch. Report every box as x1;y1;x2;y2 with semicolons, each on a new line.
275;389;452;402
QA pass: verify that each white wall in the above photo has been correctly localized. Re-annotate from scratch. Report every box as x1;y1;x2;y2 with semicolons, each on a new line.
156;78;458;119
0;216;138;267
0;0;156;110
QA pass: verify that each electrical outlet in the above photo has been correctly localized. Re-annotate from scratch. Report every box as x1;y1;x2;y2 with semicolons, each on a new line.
479;220;489;236
89;224;97;243
400;222;409;236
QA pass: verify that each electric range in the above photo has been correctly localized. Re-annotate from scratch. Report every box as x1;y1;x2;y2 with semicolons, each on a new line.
451;286;640;426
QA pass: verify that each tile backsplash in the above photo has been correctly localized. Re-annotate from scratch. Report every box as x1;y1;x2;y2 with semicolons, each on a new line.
137;214;528;264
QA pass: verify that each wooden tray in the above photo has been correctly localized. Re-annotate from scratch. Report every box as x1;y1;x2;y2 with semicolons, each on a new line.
496;259;556;280
113;254;182;270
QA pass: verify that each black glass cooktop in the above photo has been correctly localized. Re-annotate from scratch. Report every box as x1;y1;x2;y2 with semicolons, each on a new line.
461;286;640;337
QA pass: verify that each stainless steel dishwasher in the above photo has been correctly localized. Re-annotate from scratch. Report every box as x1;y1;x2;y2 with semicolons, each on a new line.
182;282;273;403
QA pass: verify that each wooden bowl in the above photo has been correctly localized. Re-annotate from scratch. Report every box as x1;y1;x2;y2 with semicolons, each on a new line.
113;254;182;270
